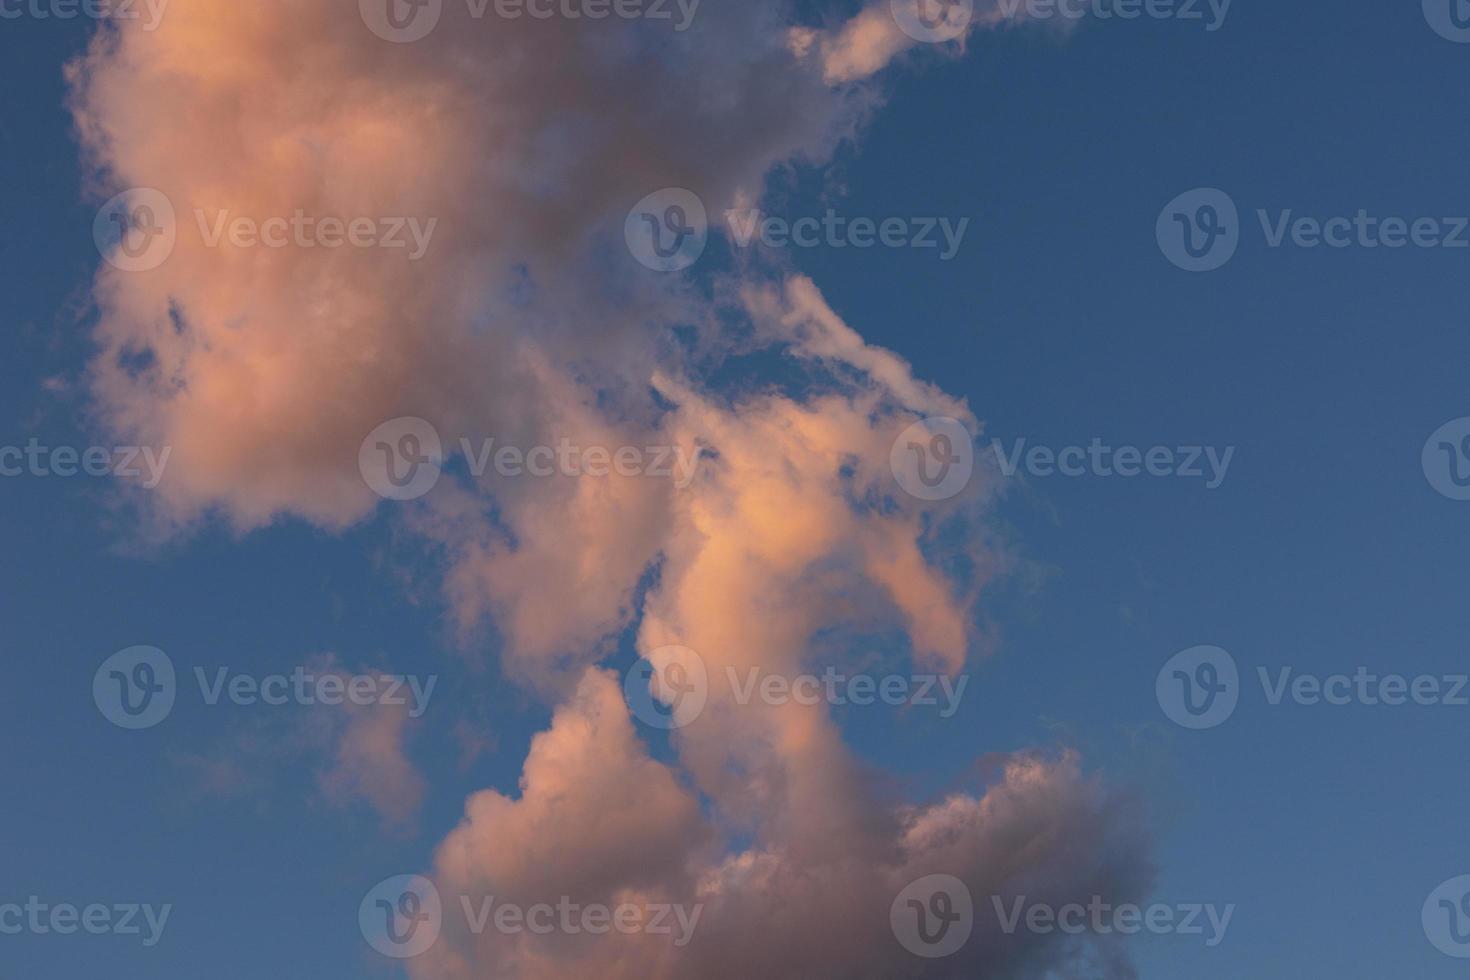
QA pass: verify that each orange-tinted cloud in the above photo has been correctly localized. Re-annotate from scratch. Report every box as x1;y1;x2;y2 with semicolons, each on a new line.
72;4;1149;976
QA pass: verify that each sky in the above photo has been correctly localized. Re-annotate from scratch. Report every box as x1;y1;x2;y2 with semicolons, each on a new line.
2;1;1470;978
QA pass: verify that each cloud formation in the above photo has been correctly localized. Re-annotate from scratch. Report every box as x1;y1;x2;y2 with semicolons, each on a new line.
71;1;1151;976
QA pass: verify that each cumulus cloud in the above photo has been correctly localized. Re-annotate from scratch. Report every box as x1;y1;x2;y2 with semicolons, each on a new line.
420;691;1151;980
71;1;1150;976
68;0;860;530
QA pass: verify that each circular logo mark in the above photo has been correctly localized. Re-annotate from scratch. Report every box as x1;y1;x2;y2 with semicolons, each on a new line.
360;0;442;42
360;417;444;502
891;874;973;958
625;189;708;272
360;874;442;959
1424;0;1470;42
1425;875;1470;957
891;0;974;43
93;646;176;730
1156;188;1239;272
624;645;708;730
890;417;975;501
1156;645;1238;730
94;188;176;273
1422;417;1470;501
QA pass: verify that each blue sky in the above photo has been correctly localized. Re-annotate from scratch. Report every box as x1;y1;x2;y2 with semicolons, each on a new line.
3;2;1470;978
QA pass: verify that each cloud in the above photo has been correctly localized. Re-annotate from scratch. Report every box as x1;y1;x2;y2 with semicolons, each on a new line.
67;0;864;531
418;684;1152;979
795;0;1043;85
71;3;1150;976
